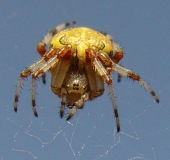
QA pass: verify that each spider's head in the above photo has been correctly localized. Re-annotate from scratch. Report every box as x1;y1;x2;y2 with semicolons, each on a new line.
66;73;88;94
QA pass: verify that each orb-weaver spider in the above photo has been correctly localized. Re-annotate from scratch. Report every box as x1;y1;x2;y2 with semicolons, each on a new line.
14;21;159;132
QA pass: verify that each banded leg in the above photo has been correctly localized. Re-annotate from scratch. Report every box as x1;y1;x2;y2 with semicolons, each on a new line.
86;48;120;132
60;89;67;118
14;46;71;115
37;21;76;56
29;47;71;116
100;31;124;64
117;73;122;82
101;31;124;83
28;56;60;117
14;48;58;112
33;46;71;78
96;50;159;103
67;93;89;120
31;75;38;116
111;63;160;103
14;77;24;112
37;21;75;84
22;48;59;75
108;83;120;132
29;54;62;116
42;73;46;84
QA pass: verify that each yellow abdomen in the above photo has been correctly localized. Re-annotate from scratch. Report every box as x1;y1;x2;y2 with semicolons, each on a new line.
50;27;113;70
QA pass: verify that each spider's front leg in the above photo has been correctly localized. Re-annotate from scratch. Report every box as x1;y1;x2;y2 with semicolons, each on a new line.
96;50;159;103
14;46;72;116
66;93;89;121
112;63;160;103
14;48;57;116
14;47;59;115
31;46;72;117
86;48;120;132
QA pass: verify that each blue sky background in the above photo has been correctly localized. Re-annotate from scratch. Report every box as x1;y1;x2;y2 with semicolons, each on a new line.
0;1;170;160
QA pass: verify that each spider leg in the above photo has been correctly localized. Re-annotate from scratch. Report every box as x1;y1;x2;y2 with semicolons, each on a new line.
33;46;71;77
30;54;62;117
33;54;60;77
96;50;159;103
111;63;159;103
101;31;124;83
36;21;75;85
100;31;124;64
14;76;24;113
117;73;122;82
30;47;71;116
108;83;120;132
14;46;71;115
23;48;59;76
14;59;47;113
31;75;38;116
37;21;76;57
14;48;59;113
86;48;120;132
60;89;67;118
41;73;46;84
38;46;66;85
66;93;89;120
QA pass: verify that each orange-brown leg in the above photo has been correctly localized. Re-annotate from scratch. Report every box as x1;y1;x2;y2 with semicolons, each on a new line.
14;48;58;114
86;48;120;132
31;47;72;115
101;31;124;83
113;65;160;103
36;21;76;84
100;31;124;64
36;21;76;57
14;47;71;115
96;50;159;103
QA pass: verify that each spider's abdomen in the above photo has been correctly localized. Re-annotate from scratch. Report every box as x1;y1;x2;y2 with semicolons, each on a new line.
50;27;113;71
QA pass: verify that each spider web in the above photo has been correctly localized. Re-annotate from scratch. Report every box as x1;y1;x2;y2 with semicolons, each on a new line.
2;71;169;160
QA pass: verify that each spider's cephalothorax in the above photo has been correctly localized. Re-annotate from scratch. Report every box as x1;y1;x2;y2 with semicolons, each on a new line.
14;21;159;132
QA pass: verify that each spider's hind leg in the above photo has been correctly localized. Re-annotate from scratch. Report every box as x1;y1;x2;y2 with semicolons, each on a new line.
37;21;76;84
101;31;124;82
37;21;76;57
101;31;124;64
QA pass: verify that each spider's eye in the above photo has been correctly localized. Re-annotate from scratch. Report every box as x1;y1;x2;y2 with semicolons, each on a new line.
73;83;79;90
83;85;86;90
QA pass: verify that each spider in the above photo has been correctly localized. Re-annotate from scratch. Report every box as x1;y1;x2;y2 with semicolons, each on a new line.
14;21;159;132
